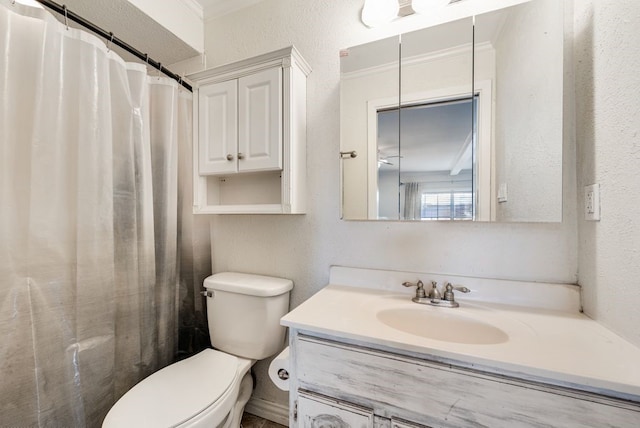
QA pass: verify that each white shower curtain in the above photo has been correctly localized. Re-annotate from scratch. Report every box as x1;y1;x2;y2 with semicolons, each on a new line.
0;1;208;426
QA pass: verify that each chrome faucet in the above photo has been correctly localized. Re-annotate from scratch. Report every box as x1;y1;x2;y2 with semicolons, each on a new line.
426;281;442;300
402;280;470;308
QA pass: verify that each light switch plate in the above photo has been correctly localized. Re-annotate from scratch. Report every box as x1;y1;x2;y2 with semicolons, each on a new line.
497;183;508;203
584;183;600;221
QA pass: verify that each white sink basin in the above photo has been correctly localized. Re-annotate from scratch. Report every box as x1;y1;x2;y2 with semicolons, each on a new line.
376;307;509;345
282;280;640;399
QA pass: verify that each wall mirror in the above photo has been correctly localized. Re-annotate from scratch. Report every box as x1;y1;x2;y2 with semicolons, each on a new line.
340;0;564;222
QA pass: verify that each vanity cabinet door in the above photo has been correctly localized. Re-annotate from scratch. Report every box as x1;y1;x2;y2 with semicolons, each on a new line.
298;391;374;428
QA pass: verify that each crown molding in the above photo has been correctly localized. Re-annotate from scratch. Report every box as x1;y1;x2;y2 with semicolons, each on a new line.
203;0;265;21
179;0;204;20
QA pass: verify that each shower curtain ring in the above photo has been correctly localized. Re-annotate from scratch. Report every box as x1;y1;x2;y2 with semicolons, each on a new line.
157;63;162;79
107;32;114;52
63;5;69;30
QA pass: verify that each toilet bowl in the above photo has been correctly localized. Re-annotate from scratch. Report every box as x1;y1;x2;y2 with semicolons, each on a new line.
103;272;293;428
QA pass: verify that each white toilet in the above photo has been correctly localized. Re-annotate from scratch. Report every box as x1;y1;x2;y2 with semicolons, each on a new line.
102;272;293;428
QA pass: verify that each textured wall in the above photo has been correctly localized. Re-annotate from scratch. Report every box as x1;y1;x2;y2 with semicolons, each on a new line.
202;0;577;409
575;1;640;346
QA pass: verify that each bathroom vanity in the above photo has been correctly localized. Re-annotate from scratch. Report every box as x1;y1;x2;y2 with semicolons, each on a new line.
281;267;640;427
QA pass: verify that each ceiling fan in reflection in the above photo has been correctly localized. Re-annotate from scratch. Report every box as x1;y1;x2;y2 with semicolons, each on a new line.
377;153;403;167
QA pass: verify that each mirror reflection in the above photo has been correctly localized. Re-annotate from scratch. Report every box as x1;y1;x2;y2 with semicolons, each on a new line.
396;17;474;221
379;97;477;221
340;35;400;219
340;0;563;222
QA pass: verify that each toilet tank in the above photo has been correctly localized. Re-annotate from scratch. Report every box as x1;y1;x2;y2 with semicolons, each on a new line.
204;272;293;360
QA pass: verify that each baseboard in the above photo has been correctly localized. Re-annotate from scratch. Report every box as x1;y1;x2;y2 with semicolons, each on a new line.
244;397;289;426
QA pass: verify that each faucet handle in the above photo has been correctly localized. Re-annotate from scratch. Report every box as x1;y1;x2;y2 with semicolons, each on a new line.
402;280;427;299
442;282;470;302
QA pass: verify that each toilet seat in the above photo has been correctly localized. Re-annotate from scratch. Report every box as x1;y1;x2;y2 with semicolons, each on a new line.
103;349;240;428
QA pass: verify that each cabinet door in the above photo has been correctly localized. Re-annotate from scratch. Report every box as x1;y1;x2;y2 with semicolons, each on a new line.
199;79;238;175
238;67;282;172
298;392;374;428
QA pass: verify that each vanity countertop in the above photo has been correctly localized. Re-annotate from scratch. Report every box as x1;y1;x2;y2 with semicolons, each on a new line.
281;284;640;401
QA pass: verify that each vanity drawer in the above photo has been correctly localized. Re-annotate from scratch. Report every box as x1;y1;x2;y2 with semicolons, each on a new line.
390;418;431;428
295;335;640;428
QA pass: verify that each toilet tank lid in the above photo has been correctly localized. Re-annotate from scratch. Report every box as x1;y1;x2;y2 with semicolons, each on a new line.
204;272;293;297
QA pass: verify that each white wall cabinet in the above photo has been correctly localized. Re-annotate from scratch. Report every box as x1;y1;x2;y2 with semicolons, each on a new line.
190;46;310;214
289;332;640;428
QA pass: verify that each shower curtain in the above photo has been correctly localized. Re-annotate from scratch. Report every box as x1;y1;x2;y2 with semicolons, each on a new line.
0;1;210;426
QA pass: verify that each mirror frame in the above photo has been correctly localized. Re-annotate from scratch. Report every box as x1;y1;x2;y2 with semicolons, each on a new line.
340;0;564;223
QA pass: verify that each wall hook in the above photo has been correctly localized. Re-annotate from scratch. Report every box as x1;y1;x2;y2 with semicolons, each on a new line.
106;32;114;52
62;4;69;30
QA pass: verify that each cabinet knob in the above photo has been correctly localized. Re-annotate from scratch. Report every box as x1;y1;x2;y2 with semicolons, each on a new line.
237;153;245;160
340;150;358;159
226;154;234;161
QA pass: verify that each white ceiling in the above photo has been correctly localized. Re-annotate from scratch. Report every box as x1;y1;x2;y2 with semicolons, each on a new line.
378;99;473;173
194;0;266;20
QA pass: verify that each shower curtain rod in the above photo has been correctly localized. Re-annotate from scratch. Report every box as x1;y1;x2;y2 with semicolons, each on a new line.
33;0;193;92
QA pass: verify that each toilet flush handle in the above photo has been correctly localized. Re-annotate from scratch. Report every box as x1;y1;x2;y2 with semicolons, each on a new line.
200;290;214;298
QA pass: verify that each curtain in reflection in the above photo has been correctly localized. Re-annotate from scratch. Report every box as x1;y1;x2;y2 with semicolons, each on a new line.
403;182;422;220
0;2;209;426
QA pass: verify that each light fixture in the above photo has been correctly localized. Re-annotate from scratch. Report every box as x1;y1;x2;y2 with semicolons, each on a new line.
361;0;400;28
411;0;450;15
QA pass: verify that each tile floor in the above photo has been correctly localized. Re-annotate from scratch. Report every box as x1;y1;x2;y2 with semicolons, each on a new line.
241;412;287;428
